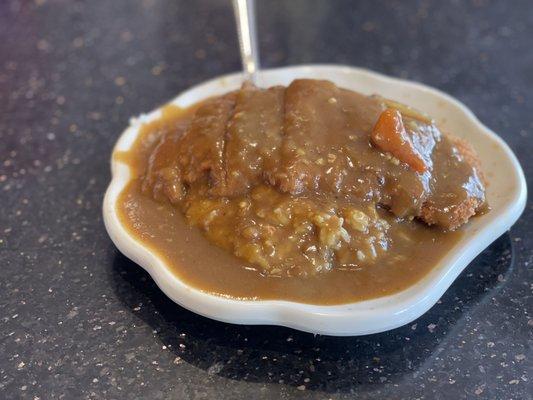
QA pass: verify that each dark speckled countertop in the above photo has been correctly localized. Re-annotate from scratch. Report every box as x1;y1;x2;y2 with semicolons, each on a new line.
0;0;531;399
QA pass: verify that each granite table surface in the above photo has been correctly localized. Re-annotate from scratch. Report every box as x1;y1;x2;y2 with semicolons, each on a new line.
0;0;531;399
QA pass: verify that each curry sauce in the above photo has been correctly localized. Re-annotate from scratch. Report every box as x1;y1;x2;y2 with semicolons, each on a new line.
114;79;486;305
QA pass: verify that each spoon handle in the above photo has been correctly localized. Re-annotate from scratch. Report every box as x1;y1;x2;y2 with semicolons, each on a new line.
232;0;260;84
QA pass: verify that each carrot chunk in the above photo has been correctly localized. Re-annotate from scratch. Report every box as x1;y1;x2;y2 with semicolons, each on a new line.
371;108;427;173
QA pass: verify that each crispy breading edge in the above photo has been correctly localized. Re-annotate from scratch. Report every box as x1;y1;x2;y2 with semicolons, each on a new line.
419;135;486;230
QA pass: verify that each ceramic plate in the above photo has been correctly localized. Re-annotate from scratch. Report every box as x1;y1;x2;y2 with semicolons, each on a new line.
103;65;526;336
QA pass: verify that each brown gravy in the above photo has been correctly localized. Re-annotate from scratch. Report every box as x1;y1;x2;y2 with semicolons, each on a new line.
114;96;473;305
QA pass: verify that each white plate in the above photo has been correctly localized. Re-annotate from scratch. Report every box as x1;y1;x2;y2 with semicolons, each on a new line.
103;65;527;336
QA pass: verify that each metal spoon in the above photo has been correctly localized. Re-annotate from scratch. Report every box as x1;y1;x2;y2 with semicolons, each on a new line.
232;0;260;85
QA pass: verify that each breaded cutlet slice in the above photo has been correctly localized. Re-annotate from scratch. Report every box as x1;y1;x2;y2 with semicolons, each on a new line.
420;135;486;230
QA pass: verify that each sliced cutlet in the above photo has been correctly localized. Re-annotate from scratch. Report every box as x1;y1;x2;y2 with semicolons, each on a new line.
224;84;284;196
176;93;235;191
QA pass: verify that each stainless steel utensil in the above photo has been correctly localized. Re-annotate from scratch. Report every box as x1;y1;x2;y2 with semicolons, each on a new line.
232;0;259;84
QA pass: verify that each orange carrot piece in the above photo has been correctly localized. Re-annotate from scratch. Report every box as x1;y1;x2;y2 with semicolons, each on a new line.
371;108;427;173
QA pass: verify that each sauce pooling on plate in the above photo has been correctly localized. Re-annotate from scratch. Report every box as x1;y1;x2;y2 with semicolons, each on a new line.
115;79;487;304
